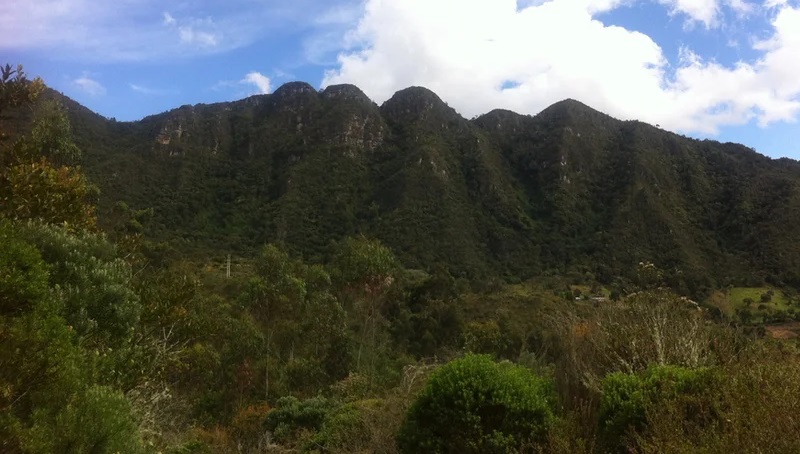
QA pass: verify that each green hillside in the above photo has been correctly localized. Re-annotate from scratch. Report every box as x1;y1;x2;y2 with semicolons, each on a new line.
44;82;800;298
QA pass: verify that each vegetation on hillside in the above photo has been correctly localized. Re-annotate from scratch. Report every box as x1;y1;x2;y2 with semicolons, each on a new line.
38;72;800;299
5;65;800;453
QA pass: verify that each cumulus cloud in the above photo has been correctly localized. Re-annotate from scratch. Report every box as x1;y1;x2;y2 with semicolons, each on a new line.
73;74;106;96
241;72;272;94
323;0;800;134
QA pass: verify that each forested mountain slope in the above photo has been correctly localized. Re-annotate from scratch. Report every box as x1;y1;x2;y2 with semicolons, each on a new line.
48;82;800;295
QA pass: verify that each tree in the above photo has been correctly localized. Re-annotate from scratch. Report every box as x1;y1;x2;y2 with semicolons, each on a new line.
0;64;43;129
0;65;143;450
0;64;96;230
330;236;399;386
0;220;144;452
240;244;350;398
397;354;555;453
18;221;140;343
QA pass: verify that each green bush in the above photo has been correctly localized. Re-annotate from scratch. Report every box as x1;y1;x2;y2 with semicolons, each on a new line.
19;221;140;342
0;221;49;314
397;354;555;453
312;400;378;451
599;365;720;452
263;396;334;444
24;385;143;453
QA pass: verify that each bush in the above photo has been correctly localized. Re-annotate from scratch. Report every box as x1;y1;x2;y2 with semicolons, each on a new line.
599;365;720;452
0;221;49;314
23;385;144;453
312;400;379;451
397;354;555;453
552;289;723;396
263;396;334;445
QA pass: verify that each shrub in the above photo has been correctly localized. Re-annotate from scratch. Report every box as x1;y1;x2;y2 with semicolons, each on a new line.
312;400;379;451
263;396;334;445
0;221;49;314
397;354;555;453
599;365;720;452
23;385;144;454
552;289;724;396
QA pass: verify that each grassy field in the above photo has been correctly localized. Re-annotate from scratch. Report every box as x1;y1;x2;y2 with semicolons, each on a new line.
708;287;796;323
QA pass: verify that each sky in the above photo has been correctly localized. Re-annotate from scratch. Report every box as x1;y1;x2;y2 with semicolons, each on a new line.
3;0;800;159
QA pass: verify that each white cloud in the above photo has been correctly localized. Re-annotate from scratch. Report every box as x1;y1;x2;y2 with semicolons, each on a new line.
73;74;106;96
162;11;176;26
765;0;788;8
162;13;221;48
130;83;175;95
315;3;364;25
323;0;800;135
213;71;274;96
726;0;754;15
655;0;754;27
178;25;220;47
241;72;272;94
658;0;719;26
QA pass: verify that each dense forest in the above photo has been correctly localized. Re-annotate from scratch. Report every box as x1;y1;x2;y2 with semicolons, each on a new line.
5;64;800;453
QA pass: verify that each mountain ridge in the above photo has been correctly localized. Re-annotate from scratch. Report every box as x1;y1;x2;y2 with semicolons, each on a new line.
37;81;800;296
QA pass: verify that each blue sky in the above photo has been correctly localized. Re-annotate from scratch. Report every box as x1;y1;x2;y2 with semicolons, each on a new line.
3;0;800;158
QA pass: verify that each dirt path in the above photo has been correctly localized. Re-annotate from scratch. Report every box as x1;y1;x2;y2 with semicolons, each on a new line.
765;322;800;339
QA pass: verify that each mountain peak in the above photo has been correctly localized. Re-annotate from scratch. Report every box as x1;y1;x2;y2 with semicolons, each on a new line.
380;86;462;125
473;109;529;132
270;81;319;108
534;98;619;133
539;98;601;116
382;86;446;111
273;81;317;96
321;84;373;105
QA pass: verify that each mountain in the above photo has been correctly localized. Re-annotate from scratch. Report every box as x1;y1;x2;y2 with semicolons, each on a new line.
42;83;800;295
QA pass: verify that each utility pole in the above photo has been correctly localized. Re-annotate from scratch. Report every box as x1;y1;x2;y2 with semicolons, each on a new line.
226;254;231;279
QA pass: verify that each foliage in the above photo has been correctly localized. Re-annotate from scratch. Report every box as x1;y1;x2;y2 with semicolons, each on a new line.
241;244;350;397
598;365;720;452
397;354;555;453
11;63;800;453
330;237;399;386
17;221;140;342
263;395;334;445
552;289;729;395
0;221;48;314
1;66;95;230
463;320;512;357
23;385;144;454
43;70;800;292
0;64;44;125
2;157;96;229
0;220;145;453
0;67;144;452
